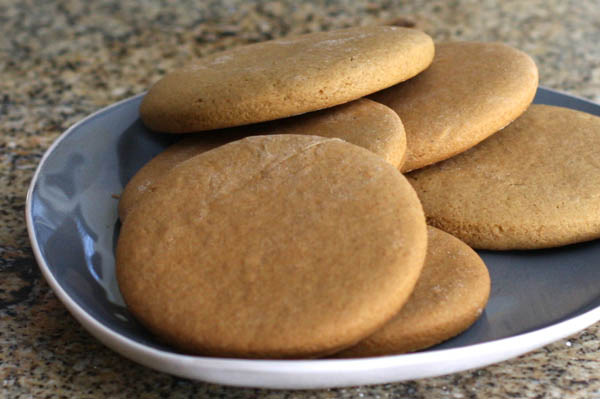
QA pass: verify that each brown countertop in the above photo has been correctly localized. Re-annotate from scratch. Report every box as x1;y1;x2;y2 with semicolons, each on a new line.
2;0;600;397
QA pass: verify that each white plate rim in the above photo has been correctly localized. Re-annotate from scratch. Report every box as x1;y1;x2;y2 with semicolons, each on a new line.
25;87;600;389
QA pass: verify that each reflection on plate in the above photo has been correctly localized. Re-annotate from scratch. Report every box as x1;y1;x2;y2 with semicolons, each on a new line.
26;87;600;389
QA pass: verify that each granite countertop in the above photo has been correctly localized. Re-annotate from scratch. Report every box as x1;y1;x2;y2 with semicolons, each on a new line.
2;0;600;397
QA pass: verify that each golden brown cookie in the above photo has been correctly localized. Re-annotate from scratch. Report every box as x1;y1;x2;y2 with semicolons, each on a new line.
408;104;600;250
116;135;427;359
335;226;490;357
140;26;434;133
119;98;407;221
370;41;538;172
117;133;242;222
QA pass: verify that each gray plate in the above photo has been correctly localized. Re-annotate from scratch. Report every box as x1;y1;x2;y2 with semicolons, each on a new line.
25;87;600;388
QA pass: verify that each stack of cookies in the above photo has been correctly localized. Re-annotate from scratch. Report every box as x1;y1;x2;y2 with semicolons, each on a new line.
116;26;600;359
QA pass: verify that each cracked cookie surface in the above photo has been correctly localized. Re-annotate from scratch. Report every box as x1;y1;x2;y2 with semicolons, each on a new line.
117;134;427;358
119;98;406;221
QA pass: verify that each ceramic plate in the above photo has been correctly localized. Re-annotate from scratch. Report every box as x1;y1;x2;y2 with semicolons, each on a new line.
26;87;600;389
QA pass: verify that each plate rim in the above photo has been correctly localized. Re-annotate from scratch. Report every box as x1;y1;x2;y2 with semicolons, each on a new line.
25;86;600;389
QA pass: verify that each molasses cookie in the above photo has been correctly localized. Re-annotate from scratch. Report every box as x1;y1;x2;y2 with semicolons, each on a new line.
408;105;600;249
117;135;427;358
140;26;434;132
336;226;490;357
370;41;538;172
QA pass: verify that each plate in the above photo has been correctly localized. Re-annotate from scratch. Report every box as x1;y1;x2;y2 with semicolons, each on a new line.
26;87;600;389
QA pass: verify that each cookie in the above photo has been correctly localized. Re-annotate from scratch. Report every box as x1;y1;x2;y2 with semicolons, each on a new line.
335;226;490;357
116;135;428;358
140;26;434;133
370;41;538;172
118;133;242;222
408;104;600;250
119;98;407;221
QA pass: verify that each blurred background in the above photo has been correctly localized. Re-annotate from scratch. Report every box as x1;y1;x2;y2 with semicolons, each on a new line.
4;0;599;138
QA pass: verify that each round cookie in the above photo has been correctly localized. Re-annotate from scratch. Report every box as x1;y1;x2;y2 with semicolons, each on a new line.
119;98;407;221
370;41;538;172
408;104;600;250
335;226;490;357
116;134;428;358
140;26;434;133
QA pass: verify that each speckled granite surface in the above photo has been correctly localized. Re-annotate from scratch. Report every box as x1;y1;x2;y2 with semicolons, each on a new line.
2;0;600;397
